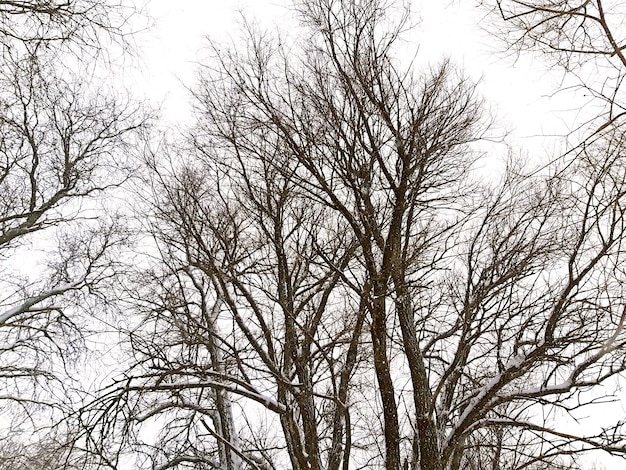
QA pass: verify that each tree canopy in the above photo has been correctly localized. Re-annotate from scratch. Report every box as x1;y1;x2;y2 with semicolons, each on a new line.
4;1;626;470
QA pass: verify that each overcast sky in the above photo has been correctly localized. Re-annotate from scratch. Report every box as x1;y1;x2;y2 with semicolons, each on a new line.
135;0;580;158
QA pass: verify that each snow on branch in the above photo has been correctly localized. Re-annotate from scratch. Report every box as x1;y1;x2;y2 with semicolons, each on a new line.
0;279;84;327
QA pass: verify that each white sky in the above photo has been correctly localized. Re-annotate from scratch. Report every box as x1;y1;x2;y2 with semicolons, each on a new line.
135;0;579;155
127;1;624;468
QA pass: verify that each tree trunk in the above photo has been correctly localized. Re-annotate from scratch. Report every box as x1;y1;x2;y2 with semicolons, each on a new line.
370;278;401;470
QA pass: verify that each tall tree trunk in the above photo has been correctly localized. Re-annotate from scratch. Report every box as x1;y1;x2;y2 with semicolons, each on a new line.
394;280;441;470
370;278;401;470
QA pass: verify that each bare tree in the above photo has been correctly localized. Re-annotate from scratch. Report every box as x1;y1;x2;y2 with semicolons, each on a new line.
0;46;146;460
480;0;626;136
0;428;92;470
85;1;626;470
0;0;142;55
0;0;148;465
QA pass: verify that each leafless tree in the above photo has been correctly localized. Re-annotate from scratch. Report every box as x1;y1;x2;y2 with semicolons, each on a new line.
0;46;146;458
0;0;148;465
0;0;143;55
84;1;626;470
480;0;626;138
0;428;92;470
